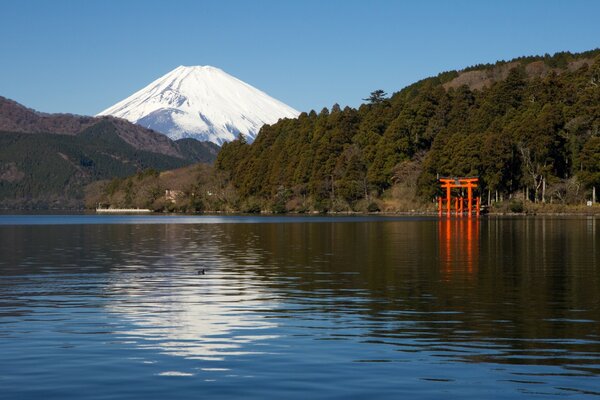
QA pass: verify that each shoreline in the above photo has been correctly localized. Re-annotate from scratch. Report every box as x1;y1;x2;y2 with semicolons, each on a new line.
3;200;600;217
2;209;600;217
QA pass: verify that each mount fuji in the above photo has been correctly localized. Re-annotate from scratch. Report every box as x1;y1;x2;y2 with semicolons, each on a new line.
97;66;299;145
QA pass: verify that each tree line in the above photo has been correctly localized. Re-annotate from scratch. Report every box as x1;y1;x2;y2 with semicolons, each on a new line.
213;50;600;212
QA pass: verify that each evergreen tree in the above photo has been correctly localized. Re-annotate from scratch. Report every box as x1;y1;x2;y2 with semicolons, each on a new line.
213;49;600;210
363;89;388;104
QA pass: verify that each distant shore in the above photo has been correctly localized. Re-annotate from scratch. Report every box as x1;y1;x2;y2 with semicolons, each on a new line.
3;203;600;217
95;208;153;213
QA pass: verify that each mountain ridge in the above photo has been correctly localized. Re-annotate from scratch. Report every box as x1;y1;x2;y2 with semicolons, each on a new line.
98;65;300;145
210;48;600;212
0;96;220;209
88;48;600;214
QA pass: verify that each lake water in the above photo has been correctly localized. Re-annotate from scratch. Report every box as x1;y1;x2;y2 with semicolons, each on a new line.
0;215;599;399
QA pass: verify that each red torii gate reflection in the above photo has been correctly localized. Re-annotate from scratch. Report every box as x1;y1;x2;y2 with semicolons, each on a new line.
437;177;481;218
439;218;479;279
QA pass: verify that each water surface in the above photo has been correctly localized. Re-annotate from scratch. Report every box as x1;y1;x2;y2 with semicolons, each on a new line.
0;215;599;398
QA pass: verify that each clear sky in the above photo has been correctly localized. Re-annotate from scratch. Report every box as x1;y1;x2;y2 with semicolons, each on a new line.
1;0;599;115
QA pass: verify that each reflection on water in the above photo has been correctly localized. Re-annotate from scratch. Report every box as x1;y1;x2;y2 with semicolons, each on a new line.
439;218;480;278
0;216;599;399
107;267;278;360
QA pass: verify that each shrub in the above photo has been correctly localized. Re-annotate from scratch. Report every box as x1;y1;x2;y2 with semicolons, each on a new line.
271;201;287;214
241;198;262;213
314;199;330;214
509;200;524;213
367;202;381;212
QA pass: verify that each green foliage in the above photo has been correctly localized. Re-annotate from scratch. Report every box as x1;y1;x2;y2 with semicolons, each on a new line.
271;185;291;213
509;200;525;213
76;49;600;213
367;202;381;212
363;89;389;104
175;138;220;164
137;168;160;180
0;124;190;208
240;197;262;213
578;136;600;188
213;49;600;210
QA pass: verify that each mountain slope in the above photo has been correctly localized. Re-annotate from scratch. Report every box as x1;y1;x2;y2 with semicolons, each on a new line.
214;49;600;212
0;126;187;209
97;66;300;145
1;96;182;158
175;138;220;164
0;97;220;209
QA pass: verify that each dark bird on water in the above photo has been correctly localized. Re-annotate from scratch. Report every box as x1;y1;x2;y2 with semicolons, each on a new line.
197;269;205;275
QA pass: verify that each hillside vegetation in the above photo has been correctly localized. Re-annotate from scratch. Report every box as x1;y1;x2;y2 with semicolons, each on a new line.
0;98;219;209
85;164;235;212
88;50;600;214
212;49;600;213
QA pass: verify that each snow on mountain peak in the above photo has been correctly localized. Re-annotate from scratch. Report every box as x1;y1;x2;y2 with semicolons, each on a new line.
97;65;299;145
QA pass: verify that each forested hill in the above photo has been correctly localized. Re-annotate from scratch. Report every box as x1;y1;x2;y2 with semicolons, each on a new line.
216;49;600;211
0;97;219;209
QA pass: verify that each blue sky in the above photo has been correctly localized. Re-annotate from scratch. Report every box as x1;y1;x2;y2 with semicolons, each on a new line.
1;0;599;115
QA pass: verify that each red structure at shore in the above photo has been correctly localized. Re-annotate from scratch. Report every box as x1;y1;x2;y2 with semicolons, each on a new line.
437;177;481;217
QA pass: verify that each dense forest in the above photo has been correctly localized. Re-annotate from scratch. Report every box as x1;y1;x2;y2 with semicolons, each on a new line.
211;49;600;213
0;97;219;209
90;50;600;214
0;121;219;209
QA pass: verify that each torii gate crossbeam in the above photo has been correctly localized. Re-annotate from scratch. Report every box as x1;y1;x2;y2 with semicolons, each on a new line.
438;177;480;217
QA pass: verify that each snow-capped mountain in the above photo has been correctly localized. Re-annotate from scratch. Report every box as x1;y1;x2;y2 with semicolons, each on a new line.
97;65;299;145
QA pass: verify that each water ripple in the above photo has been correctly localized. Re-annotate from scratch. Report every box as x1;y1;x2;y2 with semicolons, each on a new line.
0;217;599;399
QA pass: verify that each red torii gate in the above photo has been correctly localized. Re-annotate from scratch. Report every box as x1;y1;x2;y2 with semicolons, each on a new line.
438;177;480;217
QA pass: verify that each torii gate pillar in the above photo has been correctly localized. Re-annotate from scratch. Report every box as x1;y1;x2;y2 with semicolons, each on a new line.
438;177;480;218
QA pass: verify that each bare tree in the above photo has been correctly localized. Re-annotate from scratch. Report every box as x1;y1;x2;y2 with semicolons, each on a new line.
519;143;547;202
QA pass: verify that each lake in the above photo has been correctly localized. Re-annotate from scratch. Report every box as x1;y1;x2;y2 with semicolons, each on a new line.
0;215;599;399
